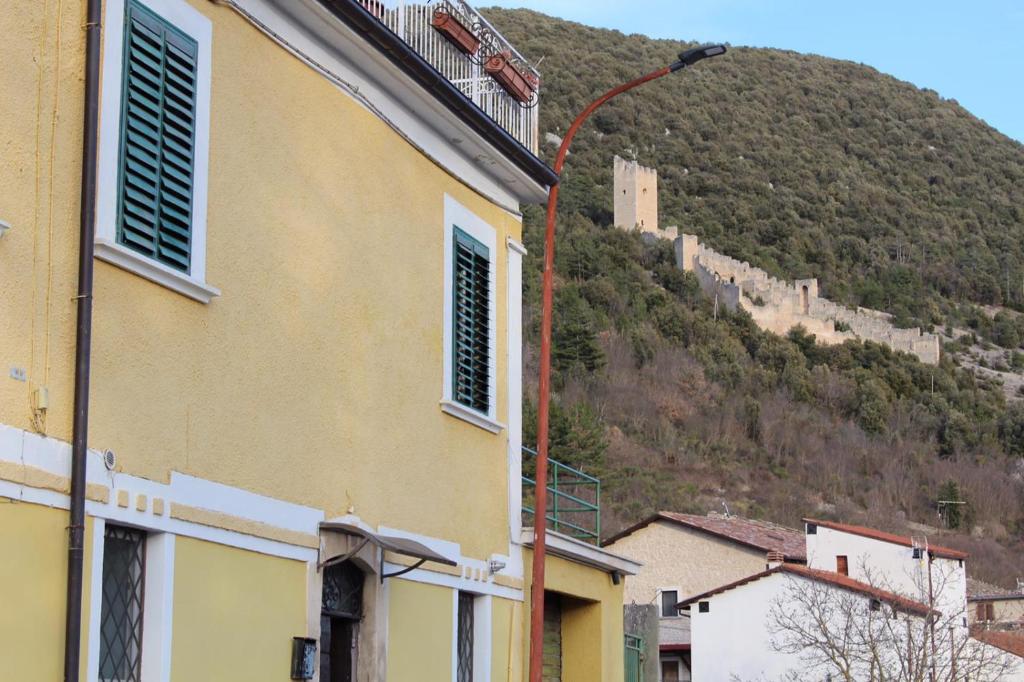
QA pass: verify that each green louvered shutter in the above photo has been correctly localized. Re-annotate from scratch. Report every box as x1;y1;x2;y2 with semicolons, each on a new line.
116;0;199;273
452;228;491;413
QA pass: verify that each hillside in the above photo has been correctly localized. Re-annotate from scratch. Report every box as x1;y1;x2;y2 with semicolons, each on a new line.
484;9;1024;585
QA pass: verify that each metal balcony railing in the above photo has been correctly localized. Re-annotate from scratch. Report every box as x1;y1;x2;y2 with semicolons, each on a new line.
522;447;601;544
363;0;541;153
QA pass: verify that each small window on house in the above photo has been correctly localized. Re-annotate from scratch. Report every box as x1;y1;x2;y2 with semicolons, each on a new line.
912;548;923;559
98;524;147;682
660;590;679;618
986;602;996;621
116;0;201;273
698;601;710;613
806;523;817;535
452;228;491;414
869;599;882;612
837;555;849;576
457;592;475;682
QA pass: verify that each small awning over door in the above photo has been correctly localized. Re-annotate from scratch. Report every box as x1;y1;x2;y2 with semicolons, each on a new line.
318;521;457;578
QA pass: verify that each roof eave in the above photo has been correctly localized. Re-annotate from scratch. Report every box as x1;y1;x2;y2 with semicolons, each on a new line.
316;0;558;192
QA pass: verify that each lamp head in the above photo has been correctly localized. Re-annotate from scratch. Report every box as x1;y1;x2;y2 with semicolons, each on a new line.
671;44;727;71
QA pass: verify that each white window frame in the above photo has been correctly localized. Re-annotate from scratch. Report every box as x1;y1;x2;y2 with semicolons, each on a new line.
95;0;219;303
659;586;682;618
659;655;686;682
451;591;492;682
86;517;176;682
441;194;503;433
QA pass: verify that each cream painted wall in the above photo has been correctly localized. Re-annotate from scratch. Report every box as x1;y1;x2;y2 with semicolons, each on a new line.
521;549;626;682
171;536;307;681
387;579;454;681
605;520;768;606
970;597;1024;624
1;0;520;563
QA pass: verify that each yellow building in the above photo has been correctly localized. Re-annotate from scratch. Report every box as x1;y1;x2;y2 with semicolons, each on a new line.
0;0;639;680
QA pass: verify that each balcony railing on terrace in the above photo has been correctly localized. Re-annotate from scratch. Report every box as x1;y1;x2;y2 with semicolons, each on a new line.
522;447;601;545
361;0;541;153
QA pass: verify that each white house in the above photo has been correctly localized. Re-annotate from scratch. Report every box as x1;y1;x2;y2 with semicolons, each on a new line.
804;518;969;626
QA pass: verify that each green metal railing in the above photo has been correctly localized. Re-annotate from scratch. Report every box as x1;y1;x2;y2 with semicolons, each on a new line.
521;446;601;544
624;633;645;682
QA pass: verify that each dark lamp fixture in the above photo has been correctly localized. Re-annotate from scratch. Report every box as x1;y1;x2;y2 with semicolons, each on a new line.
672;44;728;71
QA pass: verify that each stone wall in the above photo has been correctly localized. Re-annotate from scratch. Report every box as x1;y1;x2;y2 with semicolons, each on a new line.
675;234;941;365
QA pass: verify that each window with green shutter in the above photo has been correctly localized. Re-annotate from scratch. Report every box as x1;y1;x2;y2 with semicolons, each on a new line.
116;0;199;273
452;227;491;413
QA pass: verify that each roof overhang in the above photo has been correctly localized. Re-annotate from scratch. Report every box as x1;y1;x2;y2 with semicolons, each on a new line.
320;520;457;574
252;0;555;204
519;527;642;577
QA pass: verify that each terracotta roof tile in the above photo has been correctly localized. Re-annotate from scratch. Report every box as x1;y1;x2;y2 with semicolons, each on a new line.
804;518;968;560
967;577;1023;601
604;512;806;561
971;629;1024;658
677;564;935;618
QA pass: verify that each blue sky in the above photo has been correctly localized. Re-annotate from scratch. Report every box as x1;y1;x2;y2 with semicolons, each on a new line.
485;0;1024;143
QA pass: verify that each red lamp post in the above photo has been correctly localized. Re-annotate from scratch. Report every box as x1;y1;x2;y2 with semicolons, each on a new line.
528;44;727;682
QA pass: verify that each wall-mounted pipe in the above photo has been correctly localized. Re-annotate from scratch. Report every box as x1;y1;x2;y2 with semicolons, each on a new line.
64;0;101;679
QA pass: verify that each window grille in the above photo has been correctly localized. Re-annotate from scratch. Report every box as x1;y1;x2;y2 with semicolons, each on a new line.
98;525;147;682
322;561;364;619
456;592;475;682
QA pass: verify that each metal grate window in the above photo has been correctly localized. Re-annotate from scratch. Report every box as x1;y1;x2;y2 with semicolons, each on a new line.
116;0;199;272
452;227;490;414
457;591;475;682
99;525;147;682
322;560;364;619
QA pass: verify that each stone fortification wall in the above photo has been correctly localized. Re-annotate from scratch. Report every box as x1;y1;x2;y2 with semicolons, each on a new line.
675;234;940;365
614;155;660;236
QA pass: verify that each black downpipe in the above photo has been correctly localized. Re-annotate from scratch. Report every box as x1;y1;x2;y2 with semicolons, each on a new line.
65;0;102;680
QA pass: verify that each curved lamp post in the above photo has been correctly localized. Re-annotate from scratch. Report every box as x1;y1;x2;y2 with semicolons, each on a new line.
528;44;727;682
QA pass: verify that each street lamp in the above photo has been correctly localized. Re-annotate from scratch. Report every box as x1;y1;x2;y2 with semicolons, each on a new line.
528;44;727;682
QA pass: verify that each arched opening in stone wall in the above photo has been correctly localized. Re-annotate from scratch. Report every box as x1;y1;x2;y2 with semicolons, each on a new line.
801;285;809;314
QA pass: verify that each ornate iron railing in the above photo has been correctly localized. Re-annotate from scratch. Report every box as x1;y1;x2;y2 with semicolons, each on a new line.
522;447;601;544
365;0;540;153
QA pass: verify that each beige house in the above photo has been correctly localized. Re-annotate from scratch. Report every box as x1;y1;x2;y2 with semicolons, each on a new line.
969;578;1024;628
603;512;805;681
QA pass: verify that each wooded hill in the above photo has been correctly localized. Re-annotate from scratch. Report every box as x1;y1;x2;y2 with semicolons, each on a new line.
484;8;1024;585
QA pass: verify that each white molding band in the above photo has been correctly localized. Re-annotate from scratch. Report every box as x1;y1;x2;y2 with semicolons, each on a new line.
519;528;643;577
472;594;493;682
382;562;523;602
506;238;524;544
85;517;106;682
141;532;176;682
96;0;217;303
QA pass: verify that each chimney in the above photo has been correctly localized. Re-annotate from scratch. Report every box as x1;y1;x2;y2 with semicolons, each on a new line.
766;551;785;570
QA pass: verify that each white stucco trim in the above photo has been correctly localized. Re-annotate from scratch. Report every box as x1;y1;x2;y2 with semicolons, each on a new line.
224;0;546;207
85;517;106;682
441;194;501;432
96;0;217;303
519;528;643;577
451;590;460;682
472;594;493;682
506;237;524;550
384;564;523;602
141;532;176;682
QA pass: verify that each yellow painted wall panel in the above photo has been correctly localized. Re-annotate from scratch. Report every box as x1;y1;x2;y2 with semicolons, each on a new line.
2;0;518;564
170;536;307;681
520;550;626;682
387;579;453;682
0;502;71;680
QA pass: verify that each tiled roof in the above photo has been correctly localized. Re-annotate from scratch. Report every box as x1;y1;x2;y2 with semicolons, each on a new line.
967;577;1023;601
972;629;1024;658
604;512;806;561
804;518;969;560
676;564;935;618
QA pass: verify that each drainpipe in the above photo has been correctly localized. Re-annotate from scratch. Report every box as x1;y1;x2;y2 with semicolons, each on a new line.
64;0;102;680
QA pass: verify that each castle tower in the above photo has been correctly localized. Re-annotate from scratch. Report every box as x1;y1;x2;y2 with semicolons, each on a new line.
614;155;658;235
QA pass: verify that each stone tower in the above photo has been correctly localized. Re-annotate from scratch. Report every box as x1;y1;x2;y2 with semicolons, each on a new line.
614;155;658;235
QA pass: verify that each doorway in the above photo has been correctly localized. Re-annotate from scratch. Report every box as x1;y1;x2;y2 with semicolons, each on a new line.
320;561;364;682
